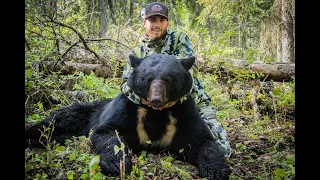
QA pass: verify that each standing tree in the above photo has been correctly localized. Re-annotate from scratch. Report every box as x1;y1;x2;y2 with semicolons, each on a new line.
281;0;294;62
107;0;116;24
122;0;127;24
99;0;107;37
86;0;99;36
129;0;134;26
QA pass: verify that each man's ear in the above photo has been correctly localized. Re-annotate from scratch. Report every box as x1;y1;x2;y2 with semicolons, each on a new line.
143;19;147;28
129;54;143;68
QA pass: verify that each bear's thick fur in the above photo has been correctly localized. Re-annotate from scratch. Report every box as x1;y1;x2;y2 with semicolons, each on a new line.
25;54;230;179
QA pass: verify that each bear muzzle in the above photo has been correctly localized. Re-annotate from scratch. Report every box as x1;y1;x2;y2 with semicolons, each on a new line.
148;79;167;109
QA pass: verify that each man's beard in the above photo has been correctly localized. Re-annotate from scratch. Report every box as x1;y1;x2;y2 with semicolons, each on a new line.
151;29;165;40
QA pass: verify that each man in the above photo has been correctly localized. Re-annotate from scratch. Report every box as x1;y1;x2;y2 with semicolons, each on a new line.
121;2;231;158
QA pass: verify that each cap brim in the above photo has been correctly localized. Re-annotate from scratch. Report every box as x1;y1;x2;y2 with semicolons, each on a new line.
145;13;169;20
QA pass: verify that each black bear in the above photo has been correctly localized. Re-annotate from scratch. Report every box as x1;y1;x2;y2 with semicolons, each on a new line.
25;54;231;179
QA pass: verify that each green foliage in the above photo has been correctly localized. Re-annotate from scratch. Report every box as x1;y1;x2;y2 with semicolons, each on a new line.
256;152;295;180
127;151;195;180
25;134;104;180
270;82;295;121
184;0;275;61
72;71;120;100
235;142;247;152
89;155;102;177
245;47;261;62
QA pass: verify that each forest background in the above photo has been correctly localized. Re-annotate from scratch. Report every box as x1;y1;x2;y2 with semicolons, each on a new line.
25;0;295;179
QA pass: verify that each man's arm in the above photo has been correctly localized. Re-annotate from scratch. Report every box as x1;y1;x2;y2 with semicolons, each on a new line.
121;50;137;86
175;33;212;102
176;33;232;157
175;33;199;78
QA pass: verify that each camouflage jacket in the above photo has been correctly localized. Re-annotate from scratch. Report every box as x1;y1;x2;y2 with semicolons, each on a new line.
121;28;212;107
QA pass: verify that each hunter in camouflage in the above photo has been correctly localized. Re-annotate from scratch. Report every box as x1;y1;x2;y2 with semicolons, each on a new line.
121;2;231;157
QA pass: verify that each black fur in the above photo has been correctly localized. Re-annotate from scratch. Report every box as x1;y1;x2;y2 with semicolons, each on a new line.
25;54;231;179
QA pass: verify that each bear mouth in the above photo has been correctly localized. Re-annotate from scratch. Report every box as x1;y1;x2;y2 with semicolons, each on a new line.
141;98;178;111
140;79;177;110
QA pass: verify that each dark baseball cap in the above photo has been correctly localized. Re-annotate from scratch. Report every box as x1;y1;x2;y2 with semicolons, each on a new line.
144;2;169;20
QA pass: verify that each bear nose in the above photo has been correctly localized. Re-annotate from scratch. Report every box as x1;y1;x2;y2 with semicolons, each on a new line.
151;98;163;107
149;79;166;108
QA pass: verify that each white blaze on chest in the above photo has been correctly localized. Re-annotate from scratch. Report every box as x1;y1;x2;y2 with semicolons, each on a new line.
136;107;177;148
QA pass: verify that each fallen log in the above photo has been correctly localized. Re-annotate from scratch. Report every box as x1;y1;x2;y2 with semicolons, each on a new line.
43;61;113;78
248;63;295;82
198;58;295;82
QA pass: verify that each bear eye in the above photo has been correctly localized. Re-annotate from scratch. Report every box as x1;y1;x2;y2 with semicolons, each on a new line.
163;77;170;83
147;77;153;83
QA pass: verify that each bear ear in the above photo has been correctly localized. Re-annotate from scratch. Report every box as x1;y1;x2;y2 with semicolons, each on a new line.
179;56;196;70
129;54;143;68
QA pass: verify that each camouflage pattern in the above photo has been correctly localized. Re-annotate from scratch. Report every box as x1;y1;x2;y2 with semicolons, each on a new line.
121;29;231;157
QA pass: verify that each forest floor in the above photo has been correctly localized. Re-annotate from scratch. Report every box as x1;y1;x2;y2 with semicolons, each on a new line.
223;117;295;179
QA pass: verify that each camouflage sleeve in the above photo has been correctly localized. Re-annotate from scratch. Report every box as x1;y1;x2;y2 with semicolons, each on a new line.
175;33;199;78
121;50;136;86
191;78;232;157
175;33;212;104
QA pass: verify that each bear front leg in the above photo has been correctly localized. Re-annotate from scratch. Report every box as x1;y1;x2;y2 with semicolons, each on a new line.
90;127;132;176
195;140;231;180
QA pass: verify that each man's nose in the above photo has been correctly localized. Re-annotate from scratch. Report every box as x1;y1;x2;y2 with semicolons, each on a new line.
153;20;161;26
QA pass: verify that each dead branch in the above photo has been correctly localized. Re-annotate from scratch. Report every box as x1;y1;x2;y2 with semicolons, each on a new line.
58;40;81;60
86;38;132;50
47;16;108;66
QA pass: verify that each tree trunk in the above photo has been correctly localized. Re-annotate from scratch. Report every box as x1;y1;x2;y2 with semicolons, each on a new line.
86;0;97;36
276;25;282;62
128;0;133;26
123;0;127;24
107;0;116;24
281;0;294;62
39;0;57;17
238;20;241;48
99;0;107;38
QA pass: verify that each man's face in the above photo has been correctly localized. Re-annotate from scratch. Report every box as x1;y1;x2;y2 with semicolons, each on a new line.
143;15;169;40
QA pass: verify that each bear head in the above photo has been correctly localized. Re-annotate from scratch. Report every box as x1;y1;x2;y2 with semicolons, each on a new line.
127;54;195;110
